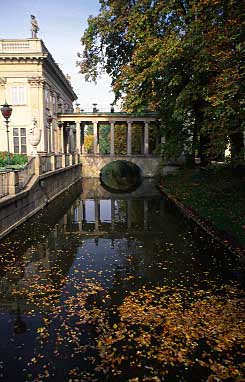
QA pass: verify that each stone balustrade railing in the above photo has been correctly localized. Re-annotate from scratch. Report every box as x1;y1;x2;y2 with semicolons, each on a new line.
0;153;81;198
18;158;35;189
0;172;10;198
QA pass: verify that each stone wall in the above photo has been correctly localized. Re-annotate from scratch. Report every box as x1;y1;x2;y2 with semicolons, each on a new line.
0;164;82;239
81;155;163;178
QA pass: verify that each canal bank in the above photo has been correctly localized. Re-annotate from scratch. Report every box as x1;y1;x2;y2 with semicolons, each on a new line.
0;154;82;239
159;165;245;259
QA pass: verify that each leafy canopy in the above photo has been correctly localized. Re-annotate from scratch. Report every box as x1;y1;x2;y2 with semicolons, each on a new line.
78;0;244;160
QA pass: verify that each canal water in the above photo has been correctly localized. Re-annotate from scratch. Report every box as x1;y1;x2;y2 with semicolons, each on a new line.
0;179;243;382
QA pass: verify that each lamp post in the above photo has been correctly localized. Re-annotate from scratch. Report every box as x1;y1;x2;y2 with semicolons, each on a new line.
1;102;12;166
47;113;53;152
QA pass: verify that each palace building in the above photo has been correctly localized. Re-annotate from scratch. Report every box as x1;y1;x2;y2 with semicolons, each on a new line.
0;38;77;155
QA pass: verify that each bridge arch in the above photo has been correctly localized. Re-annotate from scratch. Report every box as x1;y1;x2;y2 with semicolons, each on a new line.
81;155;162;178
100;160;142;192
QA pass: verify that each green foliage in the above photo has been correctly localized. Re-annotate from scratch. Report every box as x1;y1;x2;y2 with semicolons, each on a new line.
114;123;127;155
0;152;28;167
99;124;110;154
78;0;244;162
163;164;245;246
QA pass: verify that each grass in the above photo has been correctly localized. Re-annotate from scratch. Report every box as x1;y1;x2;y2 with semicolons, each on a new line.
162;162;245;247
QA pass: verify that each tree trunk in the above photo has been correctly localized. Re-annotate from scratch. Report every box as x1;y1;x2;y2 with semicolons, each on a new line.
230;131;244;161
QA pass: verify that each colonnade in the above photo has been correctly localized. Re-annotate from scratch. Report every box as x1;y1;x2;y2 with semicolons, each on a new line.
59;119;153;155
91;120;150;155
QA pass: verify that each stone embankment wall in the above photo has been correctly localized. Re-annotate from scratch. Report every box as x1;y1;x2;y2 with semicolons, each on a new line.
0;163;82;239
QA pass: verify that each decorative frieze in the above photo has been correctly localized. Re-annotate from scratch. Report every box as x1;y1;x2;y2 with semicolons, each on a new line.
28;76;45;88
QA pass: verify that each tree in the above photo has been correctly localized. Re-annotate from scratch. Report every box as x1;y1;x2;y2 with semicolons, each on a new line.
99;124;110;154
78;0;244;163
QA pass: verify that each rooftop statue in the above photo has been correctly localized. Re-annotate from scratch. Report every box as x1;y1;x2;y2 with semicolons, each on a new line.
31;15;39;39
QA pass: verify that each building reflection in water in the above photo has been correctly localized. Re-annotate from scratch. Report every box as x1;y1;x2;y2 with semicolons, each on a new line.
0;178;239;320
63;198;157;235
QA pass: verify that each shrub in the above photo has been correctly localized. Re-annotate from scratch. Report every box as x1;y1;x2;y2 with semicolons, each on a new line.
0;152;28;167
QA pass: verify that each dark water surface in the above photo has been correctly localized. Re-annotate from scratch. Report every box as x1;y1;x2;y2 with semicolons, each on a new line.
0;179;243;382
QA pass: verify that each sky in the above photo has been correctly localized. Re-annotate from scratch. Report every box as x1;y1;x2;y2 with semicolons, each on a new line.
0;0;118;111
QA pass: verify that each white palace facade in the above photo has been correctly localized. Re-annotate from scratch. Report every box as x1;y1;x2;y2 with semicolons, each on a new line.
0;38;77;155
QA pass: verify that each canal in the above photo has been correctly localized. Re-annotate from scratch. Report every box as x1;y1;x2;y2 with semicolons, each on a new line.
0;179;243;382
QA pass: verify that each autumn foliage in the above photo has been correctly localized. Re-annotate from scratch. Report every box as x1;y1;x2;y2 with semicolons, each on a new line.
78;0;244;162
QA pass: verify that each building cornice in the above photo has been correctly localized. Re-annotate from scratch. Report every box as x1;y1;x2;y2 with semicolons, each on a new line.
0;38;77;102
0;56;45;63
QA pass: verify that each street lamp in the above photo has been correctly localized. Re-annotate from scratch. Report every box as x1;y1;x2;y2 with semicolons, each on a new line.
1;102;12;166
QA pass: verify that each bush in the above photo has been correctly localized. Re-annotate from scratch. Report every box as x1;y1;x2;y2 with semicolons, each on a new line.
0;152;28;167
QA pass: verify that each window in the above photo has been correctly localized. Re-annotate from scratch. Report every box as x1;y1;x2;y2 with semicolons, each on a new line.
13;128;27;153
11;86;26;105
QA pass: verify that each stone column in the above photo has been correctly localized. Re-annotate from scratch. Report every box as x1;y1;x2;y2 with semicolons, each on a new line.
48;126;52;153
110;121;115;155
93;121;98;154
60;124;64;153
76;122;81;154
69;127;73;153
127;121;132;156
81;124;85;154
144;121;149;155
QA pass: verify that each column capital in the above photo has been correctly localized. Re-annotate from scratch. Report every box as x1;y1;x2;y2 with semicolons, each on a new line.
0;77;7;86
28;76;45;88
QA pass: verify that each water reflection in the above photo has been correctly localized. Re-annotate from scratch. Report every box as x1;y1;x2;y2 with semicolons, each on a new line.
0;179;243;382
64;198;159;233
